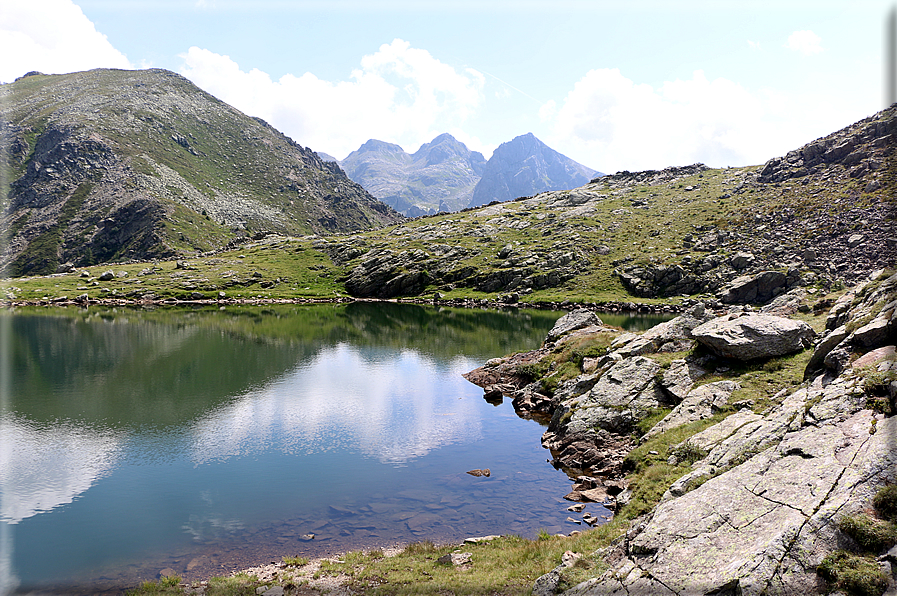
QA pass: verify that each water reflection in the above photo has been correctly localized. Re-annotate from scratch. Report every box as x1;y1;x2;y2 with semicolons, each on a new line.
190;346;483;466
0;416;123;524
3;304;569;590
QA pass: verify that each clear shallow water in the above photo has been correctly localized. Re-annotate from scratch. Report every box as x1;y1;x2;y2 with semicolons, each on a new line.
0;303;665;593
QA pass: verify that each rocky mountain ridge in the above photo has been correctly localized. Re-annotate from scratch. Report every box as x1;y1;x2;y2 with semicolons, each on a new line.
3;105;893;315
323;105;893;303
339;133;486;216
337;132;598;217
0;68;402;276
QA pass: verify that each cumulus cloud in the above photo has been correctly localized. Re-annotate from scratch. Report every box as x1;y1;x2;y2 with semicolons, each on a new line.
786;30;823;55
0;0;132;83
179;39;485;159
544;68;823;173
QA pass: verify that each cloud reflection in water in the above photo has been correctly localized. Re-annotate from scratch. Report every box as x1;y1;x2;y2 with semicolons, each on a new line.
189;344;484;466
0;416;123;524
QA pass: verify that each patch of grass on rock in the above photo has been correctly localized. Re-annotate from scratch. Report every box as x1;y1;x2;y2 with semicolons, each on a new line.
817;551;890;596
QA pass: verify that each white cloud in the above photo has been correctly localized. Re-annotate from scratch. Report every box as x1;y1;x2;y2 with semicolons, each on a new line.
538;99;557;122
786;30;823;56
0;0;132;83
179;39;484;159
544;68;835;173
748;40;761;50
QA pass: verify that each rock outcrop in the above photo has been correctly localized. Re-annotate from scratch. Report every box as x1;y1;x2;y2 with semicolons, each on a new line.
467;270;896;596
555;270;897;596
325;235;591;299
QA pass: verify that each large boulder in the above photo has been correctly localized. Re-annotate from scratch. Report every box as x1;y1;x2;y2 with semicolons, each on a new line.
804;325;849;378
692;313;815;360
659;359;708;401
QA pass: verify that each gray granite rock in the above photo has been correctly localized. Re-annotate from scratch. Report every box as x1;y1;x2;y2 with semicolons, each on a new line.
659;359;707;401
644;381;739;440
547;308;603;343
558;356;664;435
692;313;815;360
718;270;788;304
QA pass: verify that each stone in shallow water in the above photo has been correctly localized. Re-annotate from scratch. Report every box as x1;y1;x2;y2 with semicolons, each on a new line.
463;535;501;544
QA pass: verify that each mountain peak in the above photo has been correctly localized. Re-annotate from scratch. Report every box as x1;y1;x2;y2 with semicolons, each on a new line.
428;132;459;144
466;134;599;208
340;133;486;216
356;139;406;155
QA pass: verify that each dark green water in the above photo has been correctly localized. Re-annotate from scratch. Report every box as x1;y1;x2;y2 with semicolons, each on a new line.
0;303;664;593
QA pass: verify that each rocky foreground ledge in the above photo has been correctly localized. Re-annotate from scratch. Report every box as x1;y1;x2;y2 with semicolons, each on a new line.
465;270;897;595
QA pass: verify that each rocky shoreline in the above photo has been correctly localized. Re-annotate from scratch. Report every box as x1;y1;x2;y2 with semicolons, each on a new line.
0;292;685;315
465;270;897;595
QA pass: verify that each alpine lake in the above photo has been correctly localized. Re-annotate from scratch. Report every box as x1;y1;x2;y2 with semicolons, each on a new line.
0;302;671;593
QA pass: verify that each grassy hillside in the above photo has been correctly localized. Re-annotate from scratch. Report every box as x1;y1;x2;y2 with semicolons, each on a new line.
0;69;401;276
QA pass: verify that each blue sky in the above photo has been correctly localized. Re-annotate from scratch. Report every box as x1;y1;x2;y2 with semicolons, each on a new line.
1;0;893;172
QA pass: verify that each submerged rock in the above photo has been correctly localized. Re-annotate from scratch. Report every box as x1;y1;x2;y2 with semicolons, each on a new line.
466;468;491;477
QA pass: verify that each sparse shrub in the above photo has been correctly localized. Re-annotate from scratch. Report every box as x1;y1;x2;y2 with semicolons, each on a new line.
863;370;896;395
873;484;897;522
125;575;182;595
838;513;897;552
817;551;889;596
571;344;608;366
404;540;437;555
866;396;894;416
762;359;784;372
206;573;259;595
515;362;547;382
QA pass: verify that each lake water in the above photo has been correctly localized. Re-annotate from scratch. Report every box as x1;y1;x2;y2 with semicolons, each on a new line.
0;303;667;593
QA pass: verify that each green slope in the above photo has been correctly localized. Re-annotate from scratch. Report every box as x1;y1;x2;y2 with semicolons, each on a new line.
0;68;402;276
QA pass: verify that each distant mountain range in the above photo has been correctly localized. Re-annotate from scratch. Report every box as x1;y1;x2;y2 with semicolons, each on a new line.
331;133;600;216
